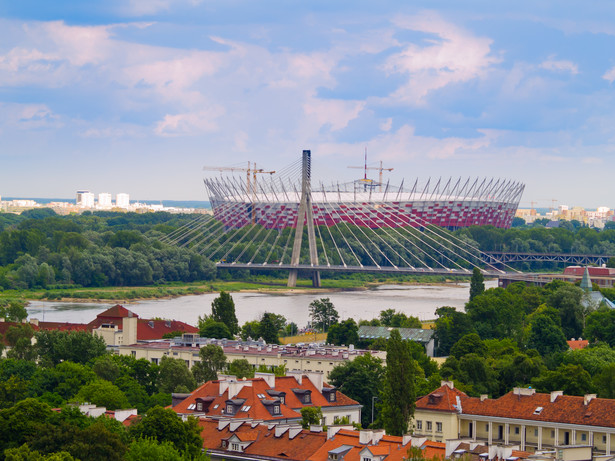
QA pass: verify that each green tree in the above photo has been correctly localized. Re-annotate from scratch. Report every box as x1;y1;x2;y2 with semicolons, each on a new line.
228;359;254;379
380;329;415;436
527;316;568;356
125;438;185;461
327;319;359;346
532;364;593;396
240;321;261;341
259;313;280;344
329;353;385;428
449;333;487;359
128;406;203;459
584;308;615;346
198;318;232;340
0;300;28;322
309;298;339;332
210;291;239;335
607;257;615;268
74;380;130;411
300;406;323;429
4;444;75;460
469;267;485;301
191;345;226;384
547;284;584;339
157;357;196;394
433;307;475;356
35;330;107;366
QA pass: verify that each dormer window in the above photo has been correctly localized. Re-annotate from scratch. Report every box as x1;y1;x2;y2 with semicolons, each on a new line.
226;404;234;414
273;405;280;415
197;402;203;411
329;392;335;402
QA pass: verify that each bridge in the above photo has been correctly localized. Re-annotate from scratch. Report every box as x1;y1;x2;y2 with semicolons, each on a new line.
162;151;613;287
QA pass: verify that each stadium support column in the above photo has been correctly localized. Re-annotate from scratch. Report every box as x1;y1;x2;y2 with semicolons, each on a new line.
288;150;321;288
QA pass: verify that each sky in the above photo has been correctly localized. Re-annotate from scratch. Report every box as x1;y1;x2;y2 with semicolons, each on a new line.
1;1;615;208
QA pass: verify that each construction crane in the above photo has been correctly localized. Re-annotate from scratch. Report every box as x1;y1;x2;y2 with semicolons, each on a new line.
348;148;393;192
203;162;275;223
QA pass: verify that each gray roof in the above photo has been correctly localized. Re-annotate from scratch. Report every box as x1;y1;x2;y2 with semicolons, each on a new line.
357;326;434;343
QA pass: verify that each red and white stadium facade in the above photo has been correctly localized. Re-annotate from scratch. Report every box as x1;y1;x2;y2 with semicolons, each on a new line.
204;177;525;231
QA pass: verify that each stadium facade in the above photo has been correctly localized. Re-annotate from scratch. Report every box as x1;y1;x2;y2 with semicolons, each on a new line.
203;175;525;231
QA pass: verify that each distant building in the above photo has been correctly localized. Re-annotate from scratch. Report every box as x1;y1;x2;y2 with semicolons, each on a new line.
116;193;130;208
98;192;112;208
116;334;386;378
76;190;95;208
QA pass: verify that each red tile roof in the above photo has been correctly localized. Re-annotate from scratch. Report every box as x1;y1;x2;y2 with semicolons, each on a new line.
415;384;467;413
36;321;89;332
173;375;359;422
136;319;198;341
418;385;615;429
567;339;589;350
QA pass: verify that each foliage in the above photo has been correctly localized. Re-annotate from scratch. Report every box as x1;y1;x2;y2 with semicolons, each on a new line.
228;359;254;379
469;267;485;301
329;353;385;428
433;306;475;356
259;312;281;344
210;291;239;335
527;316;568;356
381;329;416;436
379;309;421;329
197;318;232;340
35;330;107;366
308;298;339;332
74;379;130;410
327;319;359;346
125;437;189;461
0;300;28;322
128;406;203;459
157;357;196;394
584;307;615;346
300;406;323;429
191;345;226;384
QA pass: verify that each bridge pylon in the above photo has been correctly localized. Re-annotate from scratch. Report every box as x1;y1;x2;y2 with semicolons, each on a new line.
288;150;321;288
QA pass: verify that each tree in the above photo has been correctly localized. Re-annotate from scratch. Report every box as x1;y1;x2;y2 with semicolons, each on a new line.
329;353;385;428
157;357;196;394
433;307;475;356
125;438;185;461
35;330;107;366
547;284;584;339
607;257;615;268
300;406;323;429
128;406;203;459
527;316;568;356
210;291;239;335
469;267;485;301
228;359;254;379
584;308;615;346
380;329;416;436
532;364;593;396
4;444;76;460
259;313;280;344
327;319;359;346
192;345;226;384
309;298;339;332
240;321;261;341
74;380;130;411
198;318;231;340
449;333;486;359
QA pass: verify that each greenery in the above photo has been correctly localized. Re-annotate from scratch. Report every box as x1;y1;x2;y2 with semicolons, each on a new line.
210;291;239;336
300;406;323;429
308;298;339;332
191;345;226;384
469;267;484;301
381;329;416;436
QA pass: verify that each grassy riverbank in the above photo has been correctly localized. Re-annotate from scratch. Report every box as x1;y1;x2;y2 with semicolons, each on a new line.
0;273;469;303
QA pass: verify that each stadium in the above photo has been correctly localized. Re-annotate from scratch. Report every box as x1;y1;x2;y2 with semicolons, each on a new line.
203;163;525;231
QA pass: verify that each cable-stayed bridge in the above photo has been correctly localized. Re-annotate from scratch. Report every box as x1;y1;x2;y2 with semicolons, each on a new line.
160;151;611;286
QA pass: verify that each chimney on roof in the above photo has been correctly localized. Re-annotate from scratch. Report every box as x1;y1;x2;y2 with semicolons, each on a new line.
255;372;276;388
402;434;412;446
304;371;324;392
584;394;597;405
286;370;303;385
480;394;489;402
441;381;454;389
550;390;563;402
513;387;536;396
30;318;39;326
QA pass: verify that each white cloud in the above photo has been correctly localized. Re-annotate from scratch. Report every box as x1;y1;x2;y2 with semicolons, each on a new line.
383;11;499;105
303;97;365;132
155;107;225;136
603;66;615;83
540;57;579;74
121;0;203;16
0;103;62;132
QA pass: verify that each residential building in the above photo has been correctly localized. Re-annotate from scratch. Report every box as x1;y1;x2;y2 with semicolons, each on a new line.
98;192;112;208
193;417;431;460
76;190;95;208
415;382;615;456
172;372;362;426
116;334;386;377
116;193;130;208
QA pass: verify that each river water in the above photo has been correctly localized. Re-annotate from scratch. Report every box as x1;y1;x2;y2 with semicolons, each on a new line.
26;281;497;328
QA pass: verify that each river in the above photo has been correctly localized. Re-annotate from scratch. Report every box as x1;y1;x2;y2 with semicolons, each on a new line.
26;281;497;328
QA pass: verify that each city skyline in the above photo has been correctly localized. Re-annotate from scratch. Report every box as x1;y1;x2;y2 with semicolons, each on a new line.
1;1;615;207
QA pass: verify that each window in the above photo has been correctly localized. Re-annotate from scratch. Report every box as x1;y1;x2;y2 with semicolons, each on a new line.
581;434;587;442
427;421;432;431
535;429;538;436
416;420;423;430
273;405;280;414
226;405;233;414
515;427;520;435
604;436;607;443
196;402;203;411
486;424;489;432
131;351;136;357
329;392;335;402
362;457;372;461
436;422;442;433
151;358;159;365
303;395;310;404
231;443;240;451
552;430;555;438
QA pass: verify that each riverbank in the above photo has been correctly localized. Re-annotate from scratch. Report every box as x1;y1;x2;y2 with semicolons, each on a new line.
3;274;474;304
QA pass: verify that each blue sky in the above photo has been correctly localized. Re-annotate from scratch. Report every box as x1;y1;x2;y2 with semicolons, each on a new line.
1;1;614;208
